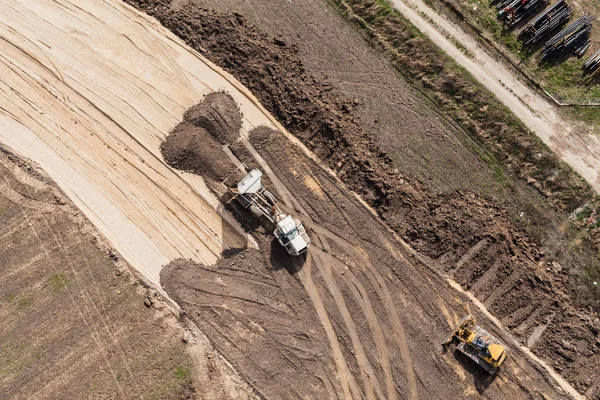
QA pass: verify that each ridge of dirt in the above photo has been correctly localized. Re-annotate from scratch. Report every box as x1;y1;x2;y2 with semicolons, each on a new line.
186;92;242;145
161;92;240;183
128;2;600;394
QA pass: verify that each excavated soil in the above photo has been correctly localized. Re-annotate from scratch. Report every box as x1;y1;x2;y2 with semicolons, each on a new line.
161;92;240;183
186;92;242;145
161;122;230;182
129;1;600;396
162;123;571;399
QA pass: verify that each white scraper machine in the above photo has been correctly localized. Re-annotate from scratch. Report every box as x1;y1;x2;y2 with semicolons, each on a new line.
227;168;310;256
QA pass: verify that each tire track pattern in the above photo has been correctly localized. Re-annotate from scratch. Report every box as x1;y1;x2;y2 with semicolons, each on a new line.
246;128;570;399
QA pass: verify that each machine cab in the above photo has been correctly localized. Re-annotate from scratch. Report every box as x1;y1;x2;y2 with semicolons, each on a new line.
274;215;310;256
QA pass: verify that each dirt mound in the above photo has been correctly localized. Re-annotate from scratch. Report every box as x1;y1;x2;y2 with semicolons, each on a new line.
129;2;598;394
161;122;230;182
161;92;242;182
185;92;242;144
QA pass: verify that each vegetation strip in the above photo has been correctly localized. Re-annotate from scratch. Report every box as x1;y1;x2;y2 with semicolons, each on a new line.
329;0;593;212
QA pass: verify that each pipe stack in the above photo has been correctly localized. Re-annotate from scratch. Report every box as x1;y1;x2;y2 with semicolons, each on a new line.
584;49;600;78
520;0;572;45
498;0;549;27
541;13;595;60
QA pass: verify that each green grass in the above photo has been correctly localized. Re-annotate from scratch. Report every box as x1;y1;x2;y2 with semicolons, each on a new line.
18;296;32;309
564;105;600;126
4;293;15;302
437;0;600;108
48;272;69;294
174;365;190;380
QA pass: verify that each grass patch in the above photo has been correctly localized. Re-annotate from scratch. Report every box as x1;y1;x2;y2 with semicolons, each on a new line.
4;293;15;302
433;0;600;107
174;365;190;380
330;0;592;210
18;296;32;309
564;105;600;126
48;272;69;293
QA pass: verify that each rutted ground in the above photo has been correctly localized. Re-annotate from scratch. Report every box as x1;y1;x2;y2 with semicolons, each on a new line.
0;149;197;399
159;93;570;398
128;1;600;397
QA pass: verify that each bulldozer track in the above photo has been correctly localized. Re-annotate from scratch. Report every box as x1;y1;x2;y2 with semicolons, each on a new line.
469;256;503;297
483;269;525;307
453;238;489;272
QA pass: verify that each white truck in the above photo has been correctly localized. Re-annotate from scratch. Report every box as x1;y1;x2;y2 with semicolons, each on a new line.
227;168;310;256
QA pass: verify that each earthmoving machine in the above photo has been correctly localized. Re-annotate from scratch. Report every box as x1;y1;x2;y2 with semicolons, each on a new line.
226;167;310;256
442;313;508;374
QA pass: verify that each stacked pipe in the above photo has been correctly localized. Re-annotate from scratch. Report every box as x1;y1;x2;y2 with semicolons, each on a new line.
498;0;549;27
541;14;595;60
584;49;600;78
520;0;572;45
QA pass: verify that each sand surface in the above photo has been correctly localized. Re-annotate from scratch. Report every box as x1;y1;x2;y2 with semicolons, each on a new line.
0;0;286;284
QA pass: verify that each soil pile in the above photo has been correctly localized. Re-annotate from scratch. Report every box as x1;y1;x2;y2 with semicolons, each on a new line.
161;92;241;182
186;92;242;144
128;2;599;394
127;1;552;280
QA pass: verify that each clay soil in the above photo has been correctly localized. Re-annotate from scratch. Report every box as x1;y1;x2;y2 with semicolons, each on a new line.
0;148;252;400
127;1;600;396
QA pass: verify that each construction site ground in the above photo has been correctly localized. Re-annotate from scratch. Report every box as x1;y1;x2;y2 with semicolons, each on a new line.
0;149;257;399
131;0;600;397
159;111;576;398
1;0;600;399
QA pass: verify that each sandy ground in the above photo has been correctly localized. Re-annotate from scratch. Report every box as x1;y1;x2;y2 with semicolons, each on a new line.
0;0;294;285
388;0;600;192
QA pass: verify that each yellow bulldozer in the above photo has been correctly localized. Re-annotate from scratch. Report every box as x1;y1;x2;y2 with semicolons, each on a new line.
442;314;508;374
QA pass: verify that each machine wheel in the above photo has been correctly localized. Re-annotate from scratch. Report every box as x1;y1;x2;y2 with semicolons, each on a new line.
264;190;277;206
249;204;264;220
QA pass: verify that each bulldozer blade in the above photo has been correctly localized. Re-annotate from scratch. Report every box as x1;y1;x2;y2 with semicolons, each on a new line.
442;315;471;346
456;342;498;375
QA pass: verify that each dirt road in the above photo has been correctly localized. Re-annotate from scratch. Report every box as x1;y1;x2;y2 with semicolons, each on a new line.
388;0;600;191
0;0;293;285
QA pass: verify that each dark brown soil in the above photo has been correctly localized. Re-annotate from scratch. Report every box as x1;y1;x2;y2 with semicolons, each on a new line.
161;240;346;400
186;92;242;145
250;126;600;396
161;92;241;183
163;122;569;399
161;122;228;180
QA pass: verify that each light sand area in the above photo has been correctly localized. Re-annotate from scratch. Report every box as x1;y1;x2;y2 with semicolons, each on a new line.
0;0;283;285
